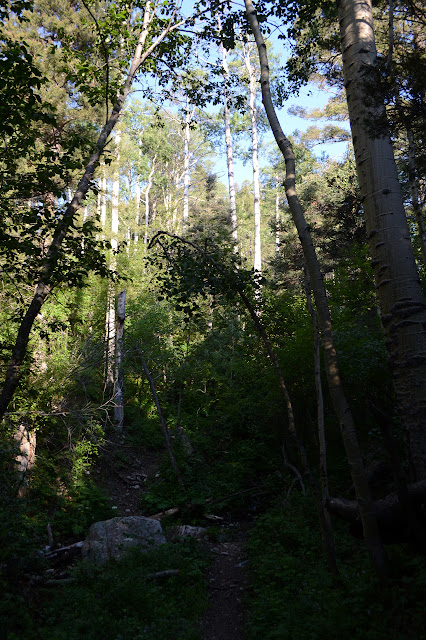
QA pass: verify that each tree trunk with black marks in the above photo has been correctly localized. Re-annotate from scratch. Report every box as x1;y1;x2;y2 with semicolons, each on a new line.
338;0;426;482
114;289;126;429
221;42;239;251
242;40;262;278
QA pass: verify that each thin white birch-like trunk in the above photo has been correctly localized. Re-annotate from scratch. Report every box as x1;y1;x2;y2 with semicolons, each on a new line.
222;43;239;250
275;180;280;252
182;98;193;230
338;0;426;482
111;128;121;237
106;128;121;392
81;205;89;253
100;162;107;229
96;184;101;228
135;178;141;243
105;284;116;390
144;158;156;244
242;41;262;276
134;142;142;243
114;289;126;429
244;0;387;579
173;172;179;228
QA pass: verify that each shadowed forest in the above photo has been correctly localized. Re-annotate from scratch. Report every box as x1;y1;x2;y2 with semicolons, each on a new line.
1;0;426;637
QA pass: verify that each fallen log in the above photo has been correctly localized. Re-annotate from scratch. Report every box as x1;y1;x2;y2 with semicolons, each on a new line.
327;480;426;542
146;569;180;580
43;541;84;561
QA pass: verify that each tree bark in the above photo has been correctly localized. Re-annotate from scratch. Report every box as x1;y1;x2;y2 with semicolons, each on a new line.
14;423;36;497
111;127;121;238
275;179;280;252
105;128;121;393
114;289;126;429
221;43;239;251
242;40;262;276
182;98;194;231
244;0;387;578
135;141;142;243
338;0;426;482
100;161;107;229
144;158;156;244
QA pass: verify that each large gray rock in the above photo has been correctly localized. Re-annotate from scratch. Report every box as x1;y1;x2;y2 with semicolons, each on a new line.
82;516;166;563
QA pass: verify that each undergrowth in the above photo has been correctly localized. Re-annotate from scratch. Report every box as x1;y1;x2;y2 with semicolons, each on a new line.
246;493;426;640
1;539;208;640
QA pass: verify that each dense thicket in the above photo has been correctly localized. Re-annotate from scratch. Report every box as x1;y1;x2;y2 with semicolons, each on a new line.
1;0;426;636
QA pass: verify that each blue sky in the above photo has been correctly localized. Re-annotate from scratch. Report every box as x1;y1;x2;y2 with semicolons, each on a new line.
214;83;350;187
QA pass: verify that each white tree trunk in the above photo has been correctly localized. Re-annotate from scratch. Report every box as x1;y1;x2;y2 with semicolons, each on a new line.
105;128;121;391
111;128;121;236
114;289;126;429
222;44;239;251
105;283;116;390
275;180;280;252
135;180;141;243
243;41;262;276
135;176;141;243
338;0;426;481
182;97;192;230
100;162;107;229
96;183;102;228
144;158;156;244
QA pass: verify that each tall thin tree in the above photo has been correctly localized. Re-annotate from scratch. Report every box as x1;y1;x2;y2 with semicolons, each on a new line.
244;0;387;578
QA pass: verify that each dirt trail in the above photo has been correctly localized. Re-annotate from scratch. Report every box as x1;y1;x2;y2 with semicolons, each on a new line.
95;439;159;516
95;439;251;640
201;530;250;640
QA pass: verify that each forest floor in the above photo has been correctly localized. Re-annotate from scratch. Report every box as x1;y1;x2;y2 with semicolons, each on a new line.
200;530;250;640
94;437;251;640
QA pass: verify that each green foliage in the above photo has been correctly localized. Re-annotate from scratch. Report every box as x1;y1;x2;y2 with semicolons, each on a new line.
53;482;115;538
1;3;424;638
246;495;426;640
2;539;208;640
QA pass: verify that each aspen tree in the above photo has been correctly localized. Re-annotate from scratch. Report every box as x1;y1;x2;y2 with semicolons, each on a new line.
338;0;426;481
241;38;262;277
221;41;239;250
